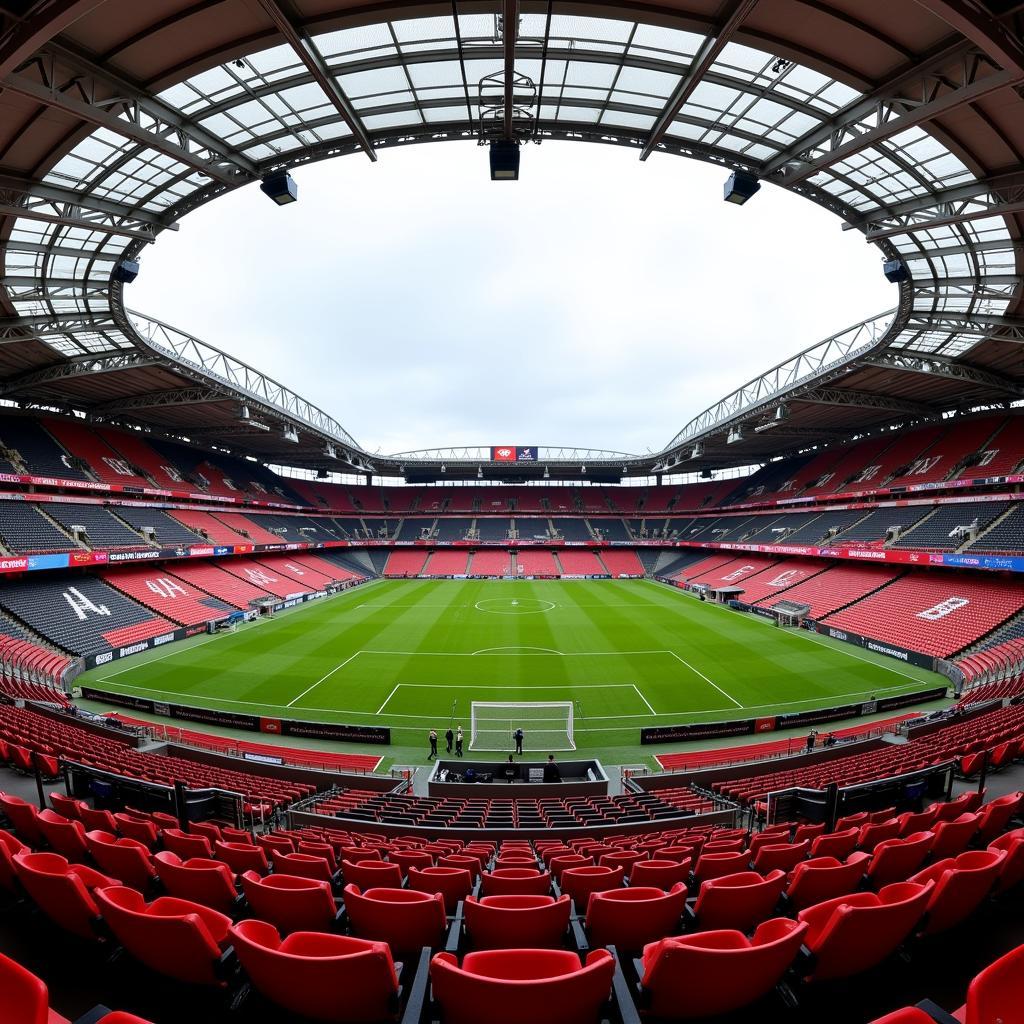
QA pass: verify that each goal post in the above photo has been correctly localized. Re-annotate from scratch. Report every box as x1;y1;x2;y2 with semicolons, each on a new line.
469;701;575;752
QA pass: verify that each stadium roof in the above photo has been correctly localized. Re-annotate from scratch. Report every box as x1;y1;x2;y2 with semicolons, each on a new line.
0;0;1021;480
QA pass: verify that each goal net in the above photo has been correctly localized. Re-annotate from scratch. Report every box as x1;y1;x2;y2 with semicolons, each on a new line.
469;701;575;752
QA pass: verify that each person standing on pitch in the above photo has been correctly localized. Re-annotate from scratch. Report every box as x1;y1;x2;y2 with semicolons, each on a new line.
455;725;464;757
428;729;438;760
445;727;454;754
514;727;524;755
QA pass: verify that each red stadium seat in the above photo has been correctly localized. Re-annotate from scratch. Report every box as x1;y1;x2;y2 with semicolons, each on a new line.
930;814;981;859
36;810;89;863
0;949;70;1024
113;815;158;850
78;806;119;834
189;821;222;845
693;870;786;932
85;831;157;892
547;854;593;881
430;948;615;1024
909;849;1006;935
785;854;869;911
407;865;473;913
341;858;404;889
0;828;28;893
153;852;239;914
160;829;213;860
463;894;572;949
693;850;749;885
272;850;335;883
230;919;399;1023
48;792;83;820
959;941;1024;1024
585;884;687;952
628;858;690;889
389;849;433;873
857;819;901;853
94;886;231;986
977;792;1023;843
897;807;938;836
989;828;1024;892
214;840;269;876
13;851;113;940
866;832;936;888
342;884;446;952
438;853;484;879
241;871;338;934
559;865;624;908
639;918;808;1018
751;840;810;874
480;868;552;897
797;881;934;981
809;828;859;860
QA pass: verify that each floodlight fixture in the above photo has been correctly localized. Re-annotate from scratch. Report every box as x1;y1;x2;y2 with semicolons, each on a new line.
282;426;299;443
489;140;520;180
726;426;745;444
723;170;760;205
113;259;140;284
260;172;298;206
883;258;909;283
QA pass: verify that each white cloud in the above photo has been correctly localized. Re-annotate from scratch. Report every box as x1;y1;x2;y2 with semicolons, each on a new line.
133;140;893;457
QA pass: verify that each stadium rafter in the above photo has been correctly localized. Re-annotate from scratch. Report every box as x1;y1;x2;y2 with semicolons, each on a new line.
0;0;1020;479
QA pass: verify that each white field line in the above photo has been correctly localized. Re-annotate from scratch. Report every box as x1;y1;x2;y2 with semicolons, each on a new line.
665;651;743;708
376;685;401;714
632;684;656;715
88;678;922;722
285;650;365;707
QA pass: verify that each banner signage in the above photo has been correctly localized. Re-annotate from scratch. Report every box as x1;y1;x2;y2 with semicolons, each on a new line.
79;688;390;745
490;447;538;463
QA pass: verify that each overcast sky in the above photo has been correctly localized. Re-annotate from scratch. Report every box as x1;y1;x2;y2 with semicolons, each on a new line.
133;141;894;458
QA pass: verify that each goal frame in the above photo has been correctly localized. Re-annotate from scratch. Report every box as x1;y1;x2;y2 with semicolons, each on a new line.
469;701;576;752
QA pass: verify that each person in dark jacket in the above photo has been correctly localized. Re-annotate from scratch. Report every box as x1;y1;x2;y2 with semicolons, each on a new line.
514;727;524;755
504;755;517;784
445;727;454;754
543;754;561;783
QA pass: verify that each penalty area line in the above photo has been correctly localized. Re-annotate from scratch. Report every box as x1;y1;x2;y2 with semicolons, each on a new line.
666;651;743;708
632;684;656;716
376;684;401;715
286;650;364;708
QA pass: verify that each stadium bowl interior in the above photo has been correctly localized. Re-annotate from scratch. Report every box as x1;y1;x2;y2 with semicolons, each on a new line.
0;1;1024;1022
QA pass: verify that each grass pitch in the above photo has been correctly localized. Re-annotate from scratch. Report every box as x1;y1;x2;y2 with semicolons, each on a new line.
79;579;947;763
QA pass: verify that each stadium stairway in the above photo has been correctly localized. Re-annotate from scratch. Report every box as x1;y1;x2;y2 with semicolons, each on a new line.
962;502;1023;552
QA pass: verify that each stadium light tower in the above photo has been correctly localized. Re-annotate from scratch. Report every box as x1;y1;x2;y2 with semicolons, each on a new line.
723;170;760;205
260;171;298;205
489;140;520;180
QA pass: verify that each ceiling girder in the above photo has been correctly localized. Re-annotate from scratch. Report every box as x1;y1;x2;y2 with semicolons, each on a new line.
903;312;1024;341
0;313;119;344
765;41;1022;184
90;388;226;415
798;388;937;417
912;0;1024;75
502;0;518;139
641;0;759;161
2;49;257;186
0;352;161;395
253;0;376;160
851;171;1024;239
857;353;1024;396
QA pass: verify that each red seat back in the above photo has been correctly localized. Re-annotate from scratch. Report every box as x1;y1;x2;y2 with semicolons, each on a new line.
464;894;571;949
13;851;110;940
342;884;446;952
694;870;786;932
586;883;687;952
240;871;337;934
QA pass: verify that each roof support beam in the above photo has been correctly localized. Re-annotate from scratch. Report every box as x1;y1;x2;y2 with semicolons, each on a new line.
0;352;161;395
911;0;1024;75
858;352;1024;396
641;0;759;161
903;312;1024;342
2;48;256;186
0;175;163;240
798;388;937;417
90;388;224;415
849;170;1024;238
0;313;119;345
254;0;376;160
764;41;1022;185
0;0;105;78
502;0;519;139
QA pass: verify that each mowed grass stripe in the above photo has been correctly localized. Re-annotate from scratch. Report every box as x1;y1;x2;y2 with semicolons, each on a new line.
81;579;943;752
